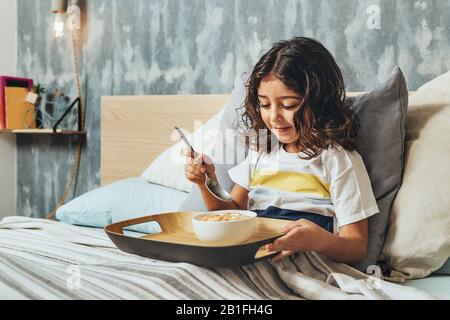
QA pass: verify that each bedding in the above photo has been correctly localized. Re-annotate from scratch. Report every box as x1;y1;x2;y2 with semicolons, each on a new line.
56;178;188;233
402;276;450;300
0;216;436;300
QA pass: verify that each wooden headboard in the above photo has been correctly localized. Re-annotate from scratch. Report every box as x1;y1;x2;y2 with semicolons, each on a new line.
100;94;229;186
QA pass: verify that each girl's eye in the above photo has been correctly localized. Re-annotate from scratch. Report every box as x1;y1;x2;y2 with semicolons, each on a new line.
282;105;297;110
259;104;270;109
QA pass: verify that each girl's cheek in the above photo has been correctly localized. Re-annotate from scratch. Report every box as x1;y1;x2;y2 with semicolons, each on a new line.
260;111;270;125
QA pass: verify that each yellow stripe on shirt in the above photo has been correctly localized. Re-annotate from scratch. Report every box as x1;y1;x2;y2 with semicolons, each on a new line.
250;170;331;198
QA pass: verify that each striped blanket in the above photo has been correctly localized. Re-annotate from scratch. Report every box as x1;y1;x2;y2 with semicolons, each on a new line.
0;216;434;300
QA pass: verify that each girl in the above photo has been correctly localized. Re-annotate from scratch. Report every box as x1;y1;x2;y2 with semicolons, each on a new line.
183;37;379;264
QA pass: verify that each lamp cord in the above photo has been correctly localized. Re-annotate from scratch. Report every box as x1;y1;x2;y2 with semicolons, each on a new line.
47;29;84;220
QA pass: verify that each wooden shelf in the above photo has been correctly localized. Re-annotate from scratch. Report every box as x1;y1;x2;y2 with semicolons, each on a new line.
0;129;86;135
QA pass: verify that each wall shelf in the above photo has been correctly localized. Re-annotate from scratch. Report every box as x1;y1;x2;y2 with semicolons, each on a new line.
0;97;85;135
0;129;86;135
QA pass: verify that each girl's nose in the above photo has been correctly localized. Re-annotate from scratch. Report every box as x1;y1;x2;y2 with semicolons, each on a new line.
270;106;282;122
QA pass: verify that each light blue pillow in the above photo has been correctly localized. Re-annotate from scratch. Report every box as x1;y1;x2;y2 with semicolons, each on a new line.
56;177;189;233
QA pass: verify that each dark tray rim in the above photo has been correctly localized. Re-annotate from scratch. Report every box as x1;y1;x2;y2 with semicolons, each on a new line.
104;212;285;268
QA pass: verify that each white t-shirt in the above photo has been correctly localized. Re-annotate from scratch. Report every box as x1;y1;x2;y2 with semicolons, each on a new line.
228;144;379;231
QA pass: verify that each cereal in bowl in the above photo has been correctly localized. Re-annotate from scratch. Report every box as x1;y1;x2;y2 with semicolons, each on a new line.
199;212;249;222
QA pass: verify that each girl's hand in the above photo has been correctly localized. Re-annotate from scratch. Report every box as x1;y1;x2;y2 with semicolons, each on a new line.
266;219;332;262
182;148;216;186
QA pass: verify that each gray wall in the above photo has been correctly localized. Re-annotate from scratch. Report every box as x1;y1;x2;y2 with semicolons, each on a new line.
17;0;450;217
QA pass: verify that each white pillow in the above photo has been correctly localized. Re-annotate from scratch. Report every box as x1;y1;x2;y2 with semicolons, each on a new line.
381;70;450;281
141;109;224;192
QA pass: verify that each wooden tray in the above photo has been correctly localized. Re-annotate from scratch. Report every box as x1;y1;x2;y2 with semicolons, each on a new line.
104;211;289;268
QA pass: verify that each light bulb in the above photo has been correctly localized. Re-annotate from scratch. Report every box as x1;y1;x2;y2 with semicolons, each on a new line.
54;12;65;38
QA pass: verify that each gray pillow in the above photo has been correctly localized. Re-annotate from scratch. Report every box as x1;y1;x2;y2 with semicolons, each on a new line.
350;67;408;272
434;258;450;275
179;67;408;274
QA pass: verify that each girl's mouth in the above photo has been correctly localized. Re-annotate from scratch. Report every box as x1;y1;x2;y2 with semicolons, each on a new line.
273;127;291;133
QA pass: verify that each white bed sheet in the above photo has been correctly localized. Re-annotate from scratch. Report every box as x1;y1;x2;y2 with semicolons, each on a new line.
402;276;450;300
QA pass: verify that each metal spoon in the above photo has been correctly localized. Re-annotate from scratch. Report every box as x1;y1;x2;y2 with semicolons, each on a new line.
174;127;233;202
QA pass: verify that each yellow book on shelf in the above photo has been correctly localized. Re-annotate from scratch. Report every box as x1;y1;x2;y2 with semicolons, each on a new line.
4;86;36;129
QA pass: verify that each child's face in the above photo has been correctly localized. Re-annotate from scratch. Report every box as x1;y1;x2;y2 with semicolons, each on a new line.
258;75;302;148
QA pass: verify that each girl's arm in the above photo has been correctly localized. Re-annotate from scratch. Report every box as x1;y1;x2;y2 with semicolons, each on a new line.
315;219;368;264
267;218;368;264
199;183;249;211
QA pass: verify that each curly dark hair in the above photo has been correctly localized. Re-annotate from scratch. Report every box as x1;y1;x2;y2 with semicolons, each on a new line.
240;36;359;159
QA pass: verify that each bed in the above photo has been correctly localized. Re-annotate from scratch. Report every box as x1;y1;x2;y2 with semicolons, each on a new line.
0;93;449;300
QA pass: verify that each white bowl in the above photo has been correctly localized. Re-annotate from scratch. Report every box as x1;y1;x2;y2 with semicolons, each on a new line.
192;210;257;246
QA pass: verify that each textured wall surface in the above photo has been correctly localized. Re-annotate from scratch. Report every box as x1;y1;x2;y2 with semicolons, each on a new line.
17;0;450;217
